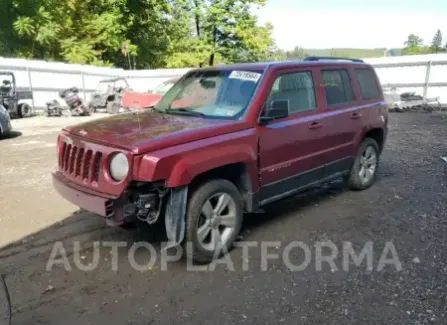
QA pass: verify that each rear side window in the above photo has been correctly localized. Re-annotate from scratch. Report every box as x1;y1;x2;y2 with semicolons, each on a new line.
321;69;354;105
267;71;316;114
355;68;380;100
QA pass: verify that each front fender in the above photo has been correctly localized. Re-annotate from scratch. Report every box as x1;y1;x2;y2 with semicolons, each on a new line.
166;142;257;187
133;129;259;189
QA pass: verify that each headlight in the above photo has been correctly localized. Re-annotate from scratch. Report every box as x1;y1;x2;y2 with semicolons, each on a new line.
109;152;129;181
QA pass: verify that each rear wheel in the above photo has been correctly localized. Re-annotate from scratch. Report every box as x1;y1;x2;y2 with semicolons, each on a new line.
346;138;380;190
185;179;243;264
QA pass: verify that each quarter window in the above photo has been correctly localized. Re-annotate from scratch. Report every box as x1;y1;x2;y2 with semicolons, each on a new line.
355;68;380;100
267;71;316;114
321;69;354;105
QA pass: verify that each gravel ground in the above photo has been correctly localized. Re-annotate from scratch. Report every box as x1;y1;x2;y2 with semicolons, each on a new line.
0;112;446;324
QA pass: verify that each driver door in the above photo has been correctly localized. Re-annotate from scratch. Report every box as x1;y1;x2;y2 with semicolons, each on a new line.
258;68;327;203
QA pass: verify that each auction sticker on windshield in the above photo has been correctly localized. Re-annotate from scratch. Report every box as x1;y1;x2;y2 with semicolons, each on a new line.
229;70;261;82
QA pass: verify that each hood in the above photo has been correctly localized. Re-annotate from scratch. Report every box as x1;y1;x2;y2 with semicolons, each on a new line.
64;111;249;154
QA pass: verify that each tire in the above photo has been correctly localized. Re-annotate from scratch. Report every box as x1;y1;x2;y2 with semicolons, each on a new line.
19;103;32;118
106;101;120;114
87;103;96;113
184;179;243;264
346;138;380;191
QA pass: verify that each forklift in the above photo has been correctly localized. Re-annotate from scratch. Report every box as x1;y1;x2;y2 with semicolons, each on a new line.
0;71;33;118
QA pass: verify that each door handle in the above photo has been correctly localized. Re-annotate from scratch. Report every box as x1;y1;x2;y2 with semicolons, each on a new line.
351;112;362;119
308;121;323;130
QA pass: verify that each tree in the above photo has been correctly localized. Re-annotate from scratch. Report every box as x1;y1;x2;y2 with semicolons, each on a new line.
430;29;443;53
165;0;275;67
401;34;424;55
263;46;287;62
5;0;174;67
286;46;307;60
1;0;275;68
195;0;273;66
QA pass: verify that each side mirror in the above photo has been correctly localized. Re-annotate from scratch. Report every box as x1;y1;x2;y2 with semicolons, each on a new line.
259;99;289;124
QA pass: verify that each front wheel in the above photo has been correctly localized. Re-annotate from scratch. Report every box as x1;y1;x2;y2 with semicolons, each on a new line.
87;103;96;113
18;103;32;118
346;138;380;190
185;179;243;264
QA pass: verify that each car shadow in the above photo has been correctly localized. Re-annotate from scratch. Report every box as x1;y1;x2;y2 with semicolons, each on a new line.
1;130;22;140
242;180;346;232
0;174;389;275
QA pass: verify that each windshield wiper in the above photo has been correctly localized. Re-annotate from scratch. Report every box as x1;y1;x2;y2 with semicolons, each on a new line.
145;105;165;114
165;108;206;117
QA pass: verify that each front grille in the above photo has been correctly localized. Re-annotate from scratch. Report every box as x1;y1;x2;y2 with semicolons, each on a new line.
59;142;103;184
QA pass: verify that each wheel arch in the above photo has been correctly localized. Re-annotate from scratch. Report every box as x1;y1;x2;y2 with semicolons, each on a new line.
187;162;256;213
363;127;385;153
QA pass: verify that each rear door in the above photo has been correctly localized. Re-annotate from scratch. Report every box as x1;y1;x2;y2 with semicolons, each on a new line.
258;67;328;203
316;66;364;176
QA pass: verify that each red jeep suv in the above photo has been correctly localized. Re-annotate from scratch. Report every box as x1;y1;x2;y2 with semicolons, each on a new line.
53;57;388;262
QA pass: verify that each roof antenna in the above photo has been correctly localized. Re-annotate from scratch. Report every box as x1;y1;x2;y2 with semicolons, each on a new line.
136;108;141;131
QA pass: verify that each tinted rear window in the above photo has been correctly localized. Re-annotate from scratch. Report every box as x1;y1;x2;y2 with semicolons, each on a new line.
355;68;380;100
321;69;354;105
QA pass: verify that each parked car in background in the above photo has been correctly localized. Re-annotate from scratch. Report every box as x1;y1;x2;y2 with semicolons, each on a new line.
52;57;388;263
0;72;33;118
121;77;179;110
0;104;12;138
88;77;130;114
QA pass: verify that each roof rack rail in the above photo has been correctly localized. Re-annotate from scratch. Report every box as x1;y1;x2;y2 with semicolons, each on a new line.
303;56;364;63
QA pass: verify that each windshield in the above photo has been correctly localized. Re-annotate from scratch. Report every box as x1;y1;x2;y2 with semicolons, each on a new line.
98;82;113;93
98;79;127;93
154;69;263;119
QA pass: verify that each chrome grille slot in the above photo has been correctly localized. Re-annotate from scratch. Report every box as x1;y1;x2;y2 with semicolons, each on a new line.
82;150;93;181
93;152;103;182
59;142;67;168
64;144;72;172
69;146;77;174
75;148;84;177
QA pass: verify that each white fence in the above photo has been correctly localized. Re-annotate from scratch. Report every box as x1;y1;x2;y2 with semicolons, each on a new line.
1;54;446;109
363;54;447;103
0;57;190;109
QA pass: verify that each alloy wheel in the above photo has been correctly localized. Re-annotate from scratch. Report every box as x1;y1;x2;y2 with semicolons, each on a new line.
196;192;237;252
358;145;378;184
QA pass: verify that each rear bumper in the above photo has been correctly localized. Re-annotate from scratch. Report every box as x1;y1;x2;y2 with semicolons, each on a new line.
52;171;112;217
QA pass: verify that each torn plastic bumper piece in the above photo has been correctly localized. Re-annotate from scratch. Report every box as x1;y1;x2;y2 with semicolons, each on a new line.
164;186;188;250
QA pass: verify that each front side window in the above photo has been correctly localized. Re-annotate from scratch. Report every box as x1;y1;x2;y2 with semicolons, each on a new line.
321;69;354;105
154;69;263;119
266;71;316;114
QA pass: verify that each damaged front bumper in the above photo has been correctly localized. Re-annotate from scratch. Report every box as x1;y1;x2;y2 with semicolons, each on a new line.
52;171;188;247
52;171;127;226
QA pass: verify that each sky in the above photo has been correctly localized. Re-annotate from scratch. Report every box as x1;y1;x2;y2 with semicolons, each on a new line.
255;0;447;50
